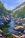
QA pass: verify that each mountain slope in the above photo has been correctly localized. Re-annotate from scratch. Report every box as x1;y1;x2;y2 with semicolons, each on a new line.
12;2;25;19
13;2;25;12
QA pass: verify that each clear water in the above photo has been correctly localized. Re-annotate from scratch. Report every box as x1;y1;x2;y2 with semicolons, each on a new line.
8;19;24;35
9;19;15;34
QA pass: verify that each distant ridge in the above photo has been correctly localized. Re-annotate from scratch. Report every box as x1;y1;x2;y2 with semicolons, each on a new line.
13;2;25;12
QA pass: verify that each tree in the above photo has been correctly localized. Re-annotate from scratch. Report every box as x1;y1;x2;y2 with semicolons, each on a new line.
12;6;25;18
0;1;12;38
0;1;4;15
0;1;9;16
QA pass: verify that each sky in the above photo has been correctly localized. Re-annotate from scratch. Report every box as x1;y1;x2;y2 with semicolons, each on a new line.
0;0;25;10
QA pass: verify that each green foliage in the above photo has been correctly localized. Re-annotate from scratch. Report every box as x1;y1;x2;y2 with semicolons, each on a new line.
0;1;11;16
0;1;12;38
0;2;4;9
17;6;25;18
13;6;25;18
